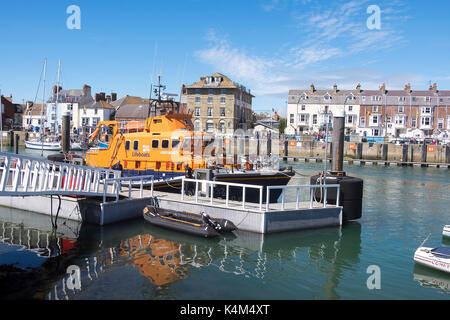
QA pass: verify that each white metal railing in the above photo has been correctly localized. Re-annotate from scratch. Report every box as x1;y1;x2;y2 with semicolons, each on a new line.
180;178;341;212
181;178;264;211
0;152;121;198
103;175;154;203
266;184;341;211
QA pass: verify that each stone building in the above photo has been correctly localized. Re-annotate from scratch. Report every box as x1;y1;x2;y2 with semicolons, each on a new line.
183;73;254;134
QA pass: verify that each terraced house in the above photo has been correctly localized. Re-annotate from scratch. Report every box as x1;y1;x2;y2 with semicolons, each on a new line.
287;83;450;142
183;73;254;134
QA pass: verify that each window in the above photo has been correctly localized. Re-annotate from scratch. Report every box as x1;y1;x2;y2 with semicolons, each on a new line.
398;106;404;113
220;97;226;104
437;118;444;129
194;120;201;132
373;106;378;112
290;114;294;124
133;140;139;151
386;116;392;123
207;107;213;117
152;140;159;149
422;107;431;114
324;94;331;100
195;97;200;103
411;118;417;128
421;117;431;126
347;115;354;124
195;107;200;116
219;121;225;133
92;117;100;126
172;139;180;149
312;114;317;125
360;117;366;126
425;97;432;102
220;107;225;116
348;106;353;111
395;115;405;125
206;121;214;133
208;97;213;104
372;96;381;101
221;89;227;95
301;105;306;111
300;114;307;123
399;97;406;102
208;89;214;95
373;129;380;136
82;117;89;126
195;89;200;94
161;139;169;149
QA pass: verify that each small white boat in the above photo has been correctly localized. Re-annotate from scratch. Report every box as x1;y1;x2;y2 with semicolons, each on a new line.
443;225;450;238
25;139;61;151
414;246;450;274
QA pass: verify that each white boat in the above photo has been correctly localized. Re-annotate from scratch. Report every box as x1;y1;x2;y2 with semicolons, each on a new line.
414;246;450;274
443;225;450;238
25;139;61;151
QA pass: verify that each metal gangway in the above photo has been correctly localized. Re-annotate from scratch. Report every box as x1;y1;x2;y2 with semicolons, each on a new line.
0;152;121;198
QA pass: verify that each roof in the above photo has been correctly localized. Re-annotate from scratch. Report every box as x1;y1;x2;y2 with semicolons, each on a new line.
186;73;254;96
115;100;180;119
110;95;150;108
82;100;116;110
24;104;46;116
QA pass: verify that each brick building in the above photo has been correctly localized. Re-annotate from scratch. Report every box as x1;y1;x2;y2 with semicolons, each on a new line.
287;83;450;142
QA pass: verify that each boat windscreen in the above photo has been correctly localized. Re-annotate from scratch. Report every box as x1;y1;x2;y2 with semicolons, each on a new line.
431;247;450;259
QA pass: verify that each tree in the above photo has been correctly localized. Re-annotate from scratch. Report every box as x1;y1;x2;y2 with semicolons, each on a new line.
278;118;287;134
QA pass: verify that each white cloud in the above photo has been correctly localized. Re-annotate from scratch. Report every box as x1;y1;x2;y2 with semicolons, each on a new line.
195;1;411;105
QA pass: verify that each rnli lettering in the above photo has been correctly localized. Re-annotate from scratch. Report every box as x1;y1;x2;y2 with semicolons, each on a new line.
132;152;150;157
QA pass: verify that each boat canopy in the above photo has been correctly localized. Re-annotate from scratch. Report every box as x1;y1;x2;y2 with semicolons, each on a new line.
431;247;450;259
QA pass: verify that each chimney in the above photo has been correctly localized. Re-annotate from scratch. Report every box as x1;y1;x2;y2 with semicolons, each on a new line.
432;83;437;93
404;83;411;93
100;92;106;101
82;85;92;97
356;83;361;93
95;93;101;102
106;95;111;103
333;84;338;94
380;83;386;93
310;83;315;92
111;93;117;102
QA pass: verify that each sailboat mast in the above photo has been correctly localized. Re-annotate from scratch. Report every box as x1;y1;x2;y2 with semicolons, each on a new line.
55;59;61;133
41;58;47;156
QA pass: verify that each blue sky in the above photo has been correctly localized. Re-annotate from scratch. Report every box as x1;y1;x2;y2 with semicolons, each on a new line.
1;0;450;115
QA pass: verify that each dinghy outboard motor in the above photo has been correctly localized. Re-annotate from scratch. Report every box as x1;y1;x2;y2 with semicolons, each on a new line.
201;212;222;231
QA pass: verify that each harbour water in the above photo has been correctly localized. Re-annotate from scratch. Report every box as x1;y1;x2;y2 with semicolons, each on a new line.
0;159;449;300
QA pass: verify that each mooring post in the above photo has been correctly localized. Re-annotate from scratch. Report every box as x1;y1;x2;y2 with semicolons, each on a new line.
62;112;71;154
15;134;19;154
331;112;345;172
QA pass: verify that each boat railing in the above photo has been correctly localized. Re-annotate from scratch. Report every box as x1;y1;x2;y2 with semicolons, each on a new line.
180;177;341;212
103;175;154;203
266;184;341;211
0;152;121;198
181;178;264;211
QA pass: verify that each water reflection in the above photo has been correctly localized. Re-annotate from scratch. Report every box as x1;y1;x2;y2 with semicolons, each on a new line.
413;264;450;294
0;208;362;300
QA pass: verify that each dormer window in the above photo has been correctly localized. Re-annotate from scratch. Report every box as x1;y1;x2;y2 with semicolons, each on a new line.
301;93;308;100
324;93;331;100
